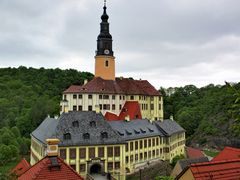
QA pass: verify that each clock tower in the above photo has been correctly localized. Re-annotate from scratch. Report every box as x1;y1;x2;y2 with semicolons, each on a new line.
95;1;115;80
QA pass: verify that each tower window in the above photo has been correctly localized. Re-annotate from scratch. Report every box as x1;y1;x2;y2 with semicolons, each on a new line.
83;133;90;140
105;60;109;67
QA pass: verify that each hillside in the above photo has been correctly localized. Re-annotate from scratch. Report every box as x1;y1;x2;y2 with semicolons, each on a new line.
162;84;240;149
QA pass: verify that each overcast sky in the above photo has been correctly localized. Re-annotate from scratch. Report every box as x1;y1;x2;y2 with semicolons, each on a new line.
0;0;240;88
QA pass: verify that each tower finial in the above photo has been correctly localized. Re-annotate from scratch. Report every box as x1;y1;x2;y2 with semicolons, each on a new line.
104;0;106;7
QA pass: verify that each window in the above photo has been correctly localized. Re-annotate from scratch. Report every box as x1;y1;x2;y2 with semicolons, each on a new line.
101;132;108;139
99;95;102;99
108;162;113;170
130;95;134;100
135;154;138;161
156;149;159;156
114;147;120;157
64;95;67;100
112;95;115;100
63;133;71;140
151;104;154;110
70;165;76;170
107;147;113;157
103;104;110;110
79;94;82;99
115;162;120;169
139;96;141;100
100;104;103;110
159;104;161;110
144;139;147;148
103;95;109;99
120;95;122;100
159;96;162;101
80;148;86;159
156;137;159;146
78;105;82;111
130;142;133;151
83;133;90;140
112;104;115;110
135;141;138;150
70;148;76;159
123;96;125;100
98;147;104;158
153;138;155;146
88;95;92;99
89;148;95;158
144;152;147;160
119;105;122;110
130;155;133;162
73;106;77;111
90;121;96;127
73;94;77;99
140;140;143;149
126;144;129;152
126;156;129;163
60;149;66;159
148;151;151;158
140;153;143;160
148;139;151;146
80;164;86;172
105;60;109;67
88;105;92;111
72;121;79;127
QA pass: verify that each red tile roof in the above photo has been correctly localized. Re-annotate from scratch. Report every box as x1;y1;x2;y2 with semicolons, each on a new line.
189;158;240;180
186;147;205;159
64;77;161;96
105;101;142;121
11;158;30;177
19;156;83;180
212;146;240;162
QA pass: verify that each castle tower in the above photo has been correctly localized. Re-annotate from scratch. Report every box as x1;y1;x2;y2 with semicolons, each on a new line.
95;1;115;80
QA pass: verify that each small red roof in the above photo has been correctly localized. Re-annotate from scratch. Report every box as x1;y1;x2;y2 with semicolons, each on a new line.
189;158;240;180
63;77;161;96
105;101;142;121
11;158;30;177
212;146;240;162
19;156;83;180
186;147;205;159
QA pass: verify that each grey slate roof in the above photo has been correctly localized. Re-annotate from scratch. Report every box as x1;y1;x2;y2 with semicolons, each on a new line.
178;157;209;170
31;111;125;146
155;120;185;136
31;117;58;144
108;119;164;141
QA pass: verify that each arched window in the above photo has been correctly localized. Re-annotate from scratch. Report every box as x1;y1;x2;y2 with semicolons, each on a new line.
83;133;90;140
90;121;96;127
72;121;79;127
64;133;71;140
105;60;109;67
101;132;108;139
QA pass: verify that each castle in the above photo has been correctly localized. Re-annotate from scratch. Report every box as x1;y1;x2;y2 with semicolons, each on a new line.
30;2;185;180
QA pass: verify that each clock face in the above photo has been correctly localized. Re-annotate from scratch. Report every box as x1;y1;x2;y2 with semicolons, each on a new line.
104;49;110;55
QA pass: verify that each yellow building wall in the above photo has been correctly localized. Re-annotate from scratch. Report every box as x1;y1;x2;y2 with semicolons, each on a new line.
95;56;115;80
178;168;195;180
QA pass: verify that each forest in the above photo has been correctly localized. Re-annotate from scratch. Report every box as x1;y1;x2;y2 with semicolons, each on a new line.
0;66;239;176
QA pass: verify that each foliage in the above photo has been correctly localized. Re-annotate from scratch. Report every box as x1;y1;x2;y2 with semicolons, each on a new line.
203;149;219;157
155;176;174;180
170;154;185;167
161;83;240;146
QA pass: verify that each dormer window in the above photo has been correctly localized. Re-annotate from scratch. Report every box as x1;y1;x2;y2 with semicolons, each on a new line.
83;133;90;140
64;133;71;140
140;128;146;133
101;132;108;139
148;128;154;133
90;121;96;127
72;121;79;128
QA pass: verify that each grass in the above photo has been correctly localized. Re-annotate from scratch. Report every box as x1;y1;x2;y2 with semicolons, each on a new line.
204;149;219;157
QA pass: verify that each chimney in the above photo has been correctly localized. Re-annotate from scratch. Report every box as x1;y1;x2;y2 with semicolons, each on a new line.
46;139;60;157
170;115;174;121
54;115;59;119
84;79;88;85
125;115;130;122
95;105;101;114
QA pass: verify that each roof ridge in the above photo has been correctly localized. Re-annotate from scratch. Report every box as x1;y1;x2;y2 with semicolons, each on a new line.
191;158;240;167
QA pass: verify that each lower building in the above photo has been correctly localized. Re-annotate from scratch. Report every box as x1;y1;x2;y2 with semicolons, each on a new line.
30;111;185;179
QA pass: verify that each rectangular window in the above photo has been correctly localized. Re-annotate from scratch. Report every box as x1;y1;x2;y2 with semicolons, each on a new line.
156;149;159;156
114;147;120;157
108;162;113;170
73;94;77;99
159;104;161;110
64;95;67;100
148;139;151;146
148;151;151;159
70;148;76;159
80;164;86;172
88;95;92;99
126;156;129;163
119;105;122;110
99;95;102;99
123;96;125;100
130;142;133;151
73;106;77;111
70;165;76;170
153;150;155;157
88;106;92;111
107;147;113;157
60;149;66;159
130;155;133;162
126;144;129;152
140;140;143;149
159;96;162;101
135;141;138;150
140;153;143;160
135;154;138;161
78;105;82;111
98;147;104;158
115;162;120;169
103;104;110;110
89;148;95;158
146;104;148;110
112;104;115;110
79;94;82;99
100;104;103;110
151;104;154;110
103;95;109;99
79;148;86;159
130;95;134;100
144;139;147;148
112;95;115;100
156;137;159;146
144;152;147;160
120;95;122;100
153;138;155;146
